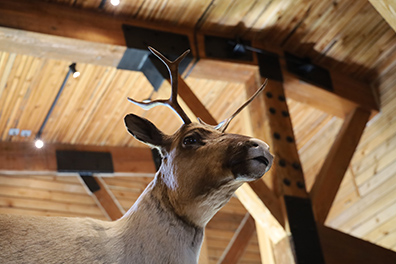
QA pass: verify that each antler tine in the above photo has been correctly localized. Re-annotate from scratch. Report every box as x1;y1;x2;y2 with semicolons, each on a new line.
215;78;268;132
128;47;192;124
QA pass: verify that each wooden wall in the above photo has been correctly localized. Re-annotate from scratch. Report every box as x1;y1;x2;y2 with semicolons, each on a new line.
0;174;261;263
0;174;106;220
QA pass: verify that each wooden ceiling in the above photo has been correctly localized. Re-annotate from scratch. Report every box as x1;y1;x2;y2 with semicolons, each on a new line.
0;0;396;263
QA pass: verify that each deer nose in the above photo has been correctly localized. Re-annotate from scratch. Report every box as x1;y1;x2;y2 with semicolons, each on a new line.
249;138;270;151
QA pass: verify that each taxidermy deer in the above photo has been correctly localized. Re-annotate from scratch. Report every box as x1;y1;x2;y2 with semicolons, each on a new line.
0;47;273;264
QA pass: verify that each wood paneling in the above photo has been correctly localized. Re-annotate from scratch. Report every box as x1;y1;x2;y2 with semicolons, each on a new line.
0;174;106;219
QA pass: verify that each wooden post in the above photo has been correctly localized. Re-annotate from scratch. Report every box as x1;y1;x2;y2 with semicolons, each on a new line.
247;70;325;263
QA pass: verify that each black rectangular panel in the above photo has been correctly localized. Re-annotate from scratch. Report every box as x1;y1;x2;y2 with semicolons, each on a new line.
257;51;283;82
56;150;114;173
285;52;333;91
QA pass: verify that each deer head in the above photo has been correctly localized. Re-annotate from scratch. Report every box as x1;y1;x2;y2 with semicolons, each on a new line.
125;47;273;227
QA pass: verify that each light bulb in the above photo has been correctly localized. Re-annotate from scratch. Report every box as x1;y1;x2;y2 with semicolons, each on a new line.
35;139;44;149
110;0;120;6
73;71;80;78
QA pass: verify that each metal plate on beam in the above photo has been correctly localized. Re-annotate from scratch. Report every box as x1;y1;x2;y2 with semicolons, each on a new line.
284;195;325;264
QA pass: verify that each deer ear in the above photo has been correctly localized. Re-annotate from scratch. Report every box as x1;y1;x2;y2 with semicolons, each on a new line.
124;114;167;147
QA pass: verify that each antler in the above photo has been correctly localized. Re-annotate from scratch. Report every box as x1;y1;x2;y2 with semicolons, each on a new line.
128;47;192;124
199;79;268;132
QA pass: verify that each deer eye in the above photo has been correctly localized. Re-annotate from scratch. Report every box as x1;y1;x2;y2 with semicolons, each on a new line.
183;135;197;145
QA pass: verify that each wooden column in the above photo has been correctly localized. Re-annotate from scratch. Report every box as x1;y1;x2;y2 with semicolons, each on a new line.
247;70;325;263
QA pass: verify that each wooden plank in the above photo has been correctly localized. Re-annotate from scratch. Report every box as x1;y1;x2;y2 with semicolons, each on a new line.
218;213;255;264
369;0;396;32
0;142;156;174
318;225;396;264
310;107;370;224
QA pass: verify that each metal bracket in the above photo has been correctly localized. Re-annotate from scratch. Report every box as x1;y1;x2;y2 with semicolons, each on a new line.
119;25;193;91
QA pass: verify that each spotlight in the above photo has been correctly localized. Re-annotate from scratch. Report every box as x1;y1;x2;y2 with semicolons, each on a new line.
69;63;80;78
110;0;120;6
35;139;44;149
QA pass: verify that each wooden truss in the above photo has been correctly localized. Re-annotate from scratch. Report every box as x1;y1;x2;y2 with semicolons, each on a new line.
1;0;396;263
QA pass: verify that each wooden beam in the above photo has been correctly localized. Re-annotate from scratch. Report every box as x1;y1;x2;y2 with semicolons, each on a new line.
248;179;284;227
178;77;217;125
318;225;396;264
0;142;156;174
0;0;194;48
0;26;125;67
310;107;370;223
218;213;255;264
235;184;286;244
188;59;256;83
369;0;396;32
92;177;124;220
282;70;378;119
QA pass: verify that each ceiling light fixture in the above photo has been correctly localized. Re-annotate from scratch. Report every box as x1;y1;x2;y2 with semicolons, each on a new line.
69;63;80;78
34;62;80;149
110;0;120;6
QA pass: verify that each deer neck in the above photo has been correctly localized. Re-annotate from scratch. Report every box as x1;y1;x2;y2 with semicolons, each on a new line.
156;169;243;228
119;176;204;246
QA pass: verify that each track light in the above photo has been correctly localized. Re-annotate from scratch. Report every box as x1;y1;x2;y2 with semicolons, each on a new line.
34;63;80;149
69;63;80;78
